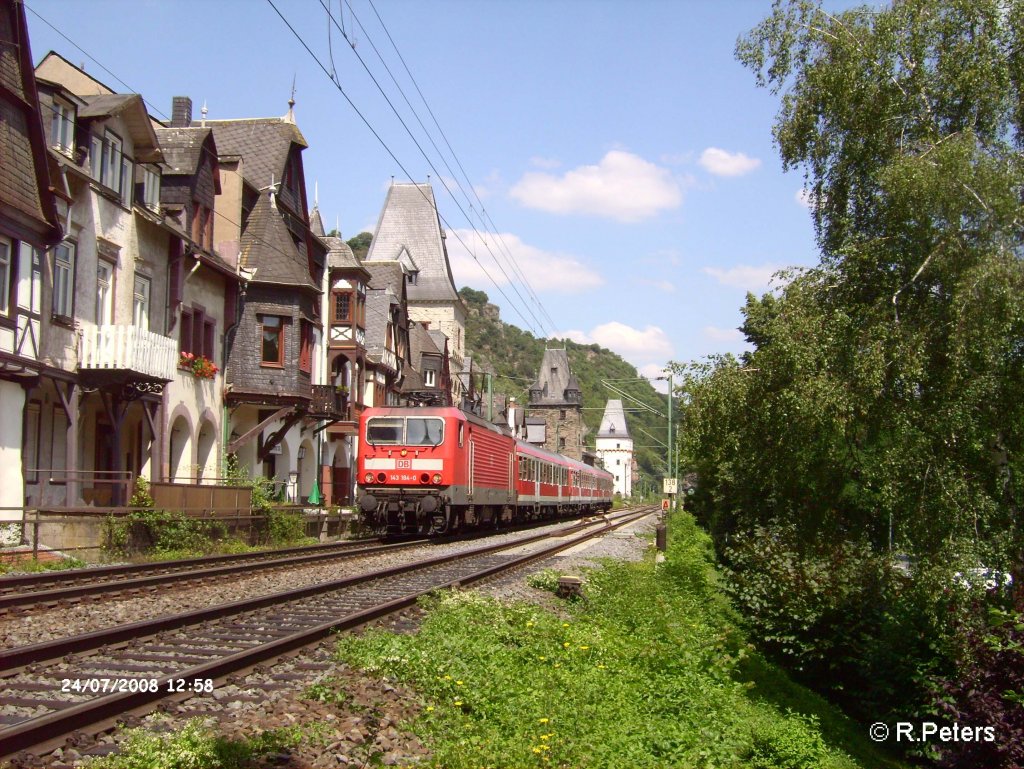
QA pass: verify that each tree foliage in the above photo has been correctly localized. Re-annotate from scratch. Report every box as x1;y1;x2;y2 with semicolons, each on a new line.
461;287;669;488
677;0;1024;755
346;231;372;260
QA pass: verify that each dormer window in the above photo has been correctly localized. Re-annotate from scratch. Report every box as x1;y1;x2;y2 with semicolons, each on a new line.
141;165;161;212
90;128;129;200
50;98;75;156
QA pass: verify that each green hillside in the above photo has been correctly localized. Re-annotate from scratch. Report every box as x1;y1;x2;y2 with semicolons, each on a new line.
461;288;671;492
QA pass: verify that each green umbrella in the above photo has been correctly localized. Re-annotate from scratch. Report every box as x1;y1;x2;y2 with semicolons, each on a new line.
308;479;322;505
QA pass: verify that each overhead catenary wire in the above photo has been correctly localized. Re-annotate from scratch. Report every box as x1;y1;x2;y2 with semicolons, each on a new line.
360;0;557;335
311;0;551;338
26;1;548;343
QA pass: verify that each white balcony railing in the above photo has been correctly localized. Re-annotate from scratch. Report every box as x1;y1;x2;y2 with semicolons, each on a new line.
79;325;178;381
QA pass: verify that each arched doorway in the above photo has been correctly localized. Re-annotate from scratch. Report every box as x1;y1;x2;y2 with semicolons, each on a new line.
196;419;217;483
168;415;193;483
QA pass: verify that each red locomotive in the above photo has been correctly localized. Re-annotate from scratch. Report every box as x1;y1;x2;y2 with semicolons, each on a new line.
356;406;614;535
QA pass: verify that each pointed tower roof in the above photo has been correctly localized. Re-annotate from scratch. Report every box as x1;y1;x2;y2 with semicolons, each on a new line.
597;400;631;439
365;182;459;303
238;190;318;289
528;348;581;406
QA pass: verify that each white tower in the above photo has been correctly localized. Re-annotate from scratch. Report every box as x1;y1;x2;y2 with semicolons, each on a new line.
594;399;633;499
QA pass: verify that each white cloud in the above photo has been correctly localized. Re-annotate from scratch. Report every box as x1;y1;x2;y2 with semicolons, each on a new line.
703;325;744;343
509;150;683;222
638;363;672;394
795;187;816;208
529;156;562;169
703;264;782;293
698;147;761;177
556;321;674;365
446;229;603;295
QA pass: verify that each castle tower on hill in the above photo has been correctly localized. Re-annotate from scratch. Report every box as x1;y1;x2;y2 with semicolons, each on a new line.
594;399;634;498
526;348;585;461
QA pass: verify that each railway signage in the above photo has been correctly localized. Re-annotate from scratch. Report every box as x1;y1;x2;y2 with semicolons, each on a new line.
663;478;678;494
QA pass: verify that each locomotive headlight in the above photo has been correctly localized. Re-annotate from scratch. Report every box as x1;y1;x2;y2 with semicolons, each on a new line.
432;473;442;484
363;472;374;484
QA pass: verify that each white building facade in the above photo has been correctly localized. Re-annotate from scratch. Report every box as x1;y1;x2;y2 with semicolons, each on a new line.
594;399;634;499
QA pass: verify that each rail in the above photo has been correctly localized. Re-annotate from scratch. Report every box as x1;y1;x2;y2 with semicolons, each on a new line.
0;508;656;759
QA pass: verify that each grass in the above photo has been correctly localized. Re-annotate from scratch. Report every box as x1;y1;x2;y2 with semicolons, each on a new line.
0;555;87;575
336;511;910;769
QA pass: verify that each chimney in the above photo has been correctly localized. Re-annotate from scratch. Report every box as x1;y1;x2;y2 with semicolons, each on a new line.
171;96;192;128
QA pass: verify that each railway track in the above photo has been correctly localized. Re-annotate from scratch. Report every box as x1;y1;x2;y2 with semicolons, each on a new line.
0;507;656;762
0;537;425;612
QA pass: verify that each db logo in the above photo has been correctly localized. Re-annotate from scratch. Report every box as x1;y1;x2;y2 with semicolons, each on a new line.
396;460;412;469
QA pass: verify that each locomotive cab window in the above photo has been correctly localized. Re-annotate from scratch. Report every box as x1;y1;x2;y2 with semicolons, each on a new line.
366;417;403;445
406;418;444;446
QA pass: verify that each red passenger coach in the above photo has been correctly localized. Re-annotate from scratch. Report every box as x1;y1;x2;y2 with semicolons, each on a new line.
357;406;613;535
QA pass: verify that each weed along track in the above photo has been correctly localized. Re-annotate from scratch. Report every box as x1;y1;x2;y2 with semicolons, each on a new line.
0;509;656;763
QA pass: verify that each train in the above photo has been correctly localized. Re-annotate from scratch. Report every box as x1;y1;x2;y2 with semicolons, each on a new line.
356;406;615;535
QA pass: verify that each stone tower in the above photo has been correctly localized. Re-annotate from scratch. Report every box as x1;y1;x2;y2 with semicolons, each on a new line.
527;348;584;460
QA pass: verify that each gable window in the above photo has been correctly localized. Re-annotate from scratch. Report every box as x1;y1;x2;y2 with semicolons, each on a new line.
133;275;150;331
90;129;124;196
260;315;285;366
96;260;114;324
0;237;10;316
50;99;75;156
141;166;160;212
52;240;75;319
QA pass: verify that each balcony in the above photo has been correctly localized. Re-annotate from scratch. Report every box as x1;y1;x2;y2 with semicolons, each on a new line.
309;384;349;420
79;325;178;381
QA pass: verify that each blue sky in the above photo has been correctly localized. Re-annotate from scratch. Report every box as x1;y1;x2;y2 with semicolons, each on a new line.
25;0;845;387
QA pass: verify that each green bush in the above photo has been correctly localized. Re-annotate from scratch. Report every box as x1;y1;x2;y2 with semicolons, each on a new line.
105;509;215;558
336;511;894;768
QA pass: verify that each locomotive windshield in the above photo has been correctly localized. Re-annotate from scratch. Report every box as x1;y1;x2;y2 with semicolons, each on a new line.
366;416;444;446
406;417;444;446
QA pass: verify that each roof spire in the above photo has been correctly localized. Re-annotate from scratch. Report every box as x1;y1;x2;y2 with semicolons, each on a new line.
201;99;208;127
286;75;297;123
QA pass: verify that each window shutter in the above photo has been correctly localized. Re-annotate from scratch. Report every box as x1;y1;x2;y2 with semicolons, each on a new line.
180;309;193;355
203;319;215;360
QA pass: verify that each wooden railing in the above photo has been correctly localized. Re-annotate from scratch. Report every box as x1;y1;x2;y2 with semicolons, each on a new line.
309;384;349;419
79;325;178;380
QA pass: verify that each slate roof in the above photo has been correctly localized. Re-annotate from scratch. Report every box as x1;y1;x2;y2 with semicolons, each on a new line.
409;321;442;369
156;126;212;175
310;205;365;273
206;118;306;193
427;329;448;354
363;286;397;363
529;348;580;406
0;0;61;247
238;190;318;289
597;399;631;439
79;94;162;162
365;182;459;303
365;261;406;296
